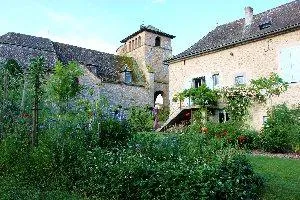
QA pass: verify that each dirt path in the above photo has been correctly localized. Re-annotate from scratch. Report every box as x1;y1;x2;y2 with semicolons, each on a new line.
252;150;300;159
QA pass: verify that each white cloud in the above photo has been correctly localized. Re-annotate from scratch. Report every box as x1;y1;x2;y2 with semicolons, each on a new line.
36;29;118;54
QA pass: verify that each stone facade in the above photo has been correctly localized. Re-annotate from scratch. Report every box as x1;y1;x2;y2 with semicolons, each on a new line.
80;67;153;108
168;29;300;130
0;32;154;109
117;25;175;107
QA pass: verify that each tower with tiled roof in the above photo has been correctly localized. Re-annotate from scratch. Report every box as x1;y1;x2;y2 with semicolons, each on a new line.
117;25;175;107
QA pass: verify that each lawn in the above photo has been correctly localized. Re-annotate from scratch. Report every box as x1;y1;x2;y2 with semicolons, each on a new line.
248;155;300;200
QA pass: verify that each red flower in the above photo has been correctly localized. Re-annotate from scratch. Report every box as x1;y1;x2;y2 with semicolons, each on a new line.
237;135;247;144
20;113;31;119
201;127;208;133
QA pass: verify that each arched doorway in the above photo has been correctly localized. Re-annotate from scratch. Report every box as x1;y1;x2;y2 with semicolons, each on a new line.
154;91;164;107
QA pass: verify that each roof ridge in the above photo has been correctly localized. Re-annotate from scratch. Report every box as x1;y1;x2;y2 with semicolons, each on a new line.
53;41;117;57
170;0;300;62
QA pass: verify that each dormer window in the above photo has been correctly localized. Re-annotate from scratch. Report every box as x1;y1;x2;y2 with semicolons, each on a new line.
122;65;132;84
125;71;132;84
259;21;272;30
155;36;161;47
235;75;245;85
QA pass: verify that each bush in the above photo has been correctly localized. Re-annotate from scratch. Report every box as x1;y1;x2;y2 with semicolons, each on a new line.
0;131;265;200
127;106;153;132
198;121;261;150
261;104;300;153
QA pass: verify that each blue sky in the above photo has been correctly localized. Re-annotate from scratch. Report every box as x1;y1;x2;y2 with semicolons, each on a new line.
0;0;293;55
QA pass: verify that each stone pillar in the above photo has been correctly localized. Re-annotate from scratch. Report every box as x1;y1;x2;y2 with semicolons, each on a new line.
148;71;155;106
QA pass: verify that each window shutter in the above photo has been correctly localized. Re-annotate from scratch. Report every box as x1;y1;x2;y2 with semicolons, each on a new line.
279;49;292;83
206;74;213;89
183;79;192;107
291;46;300;82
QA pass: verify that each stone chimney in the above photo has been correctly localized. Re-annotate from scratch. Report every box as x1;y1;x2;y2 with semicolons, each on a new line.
244;6;253;26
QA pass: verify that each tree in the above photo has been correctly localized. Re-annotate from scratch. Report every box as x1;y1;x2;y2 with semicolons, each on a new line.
28;57;46;147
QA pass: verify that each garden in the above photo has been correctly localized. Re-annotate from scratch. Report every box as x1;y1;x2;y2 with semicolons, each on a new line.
0;57;299;199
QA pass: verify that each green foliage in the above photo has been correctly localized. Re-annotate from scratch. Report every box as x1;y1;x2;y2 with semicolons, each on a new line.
173;85;219;108
127;106;153;132
251;73;288;100
117;55;146;85
157;106;170;122
0;60;28;139
198;121;261;150
46;61;83;103
222;73;288;122
261;104;300;153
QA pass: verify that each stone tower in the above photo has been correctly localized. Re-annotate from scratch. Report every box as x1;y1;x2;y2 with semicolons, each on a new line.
116;25;175;107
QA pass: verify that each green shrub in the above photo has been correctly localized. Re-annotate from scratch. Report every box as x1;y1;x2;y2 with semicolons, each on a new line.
127;106;153;132
261;104;300;153
201;121;260;150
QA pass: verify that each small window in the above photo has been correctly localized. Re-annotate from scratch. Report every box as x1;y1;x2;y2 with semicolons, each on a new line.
235;75;245;85
138;36;141;47
193;76;205;88
259;21;272;30
212;74;219;88
128;41;131;51
132;40;134;50
135;38;138;48
155;36;161;47
263;116;268;124
219;110;229;123
125;71;132;84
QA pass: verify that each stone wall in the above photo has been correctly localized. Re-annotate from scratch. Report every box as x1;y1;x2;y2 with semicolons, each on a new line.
168;29;300;129
80;66;152;108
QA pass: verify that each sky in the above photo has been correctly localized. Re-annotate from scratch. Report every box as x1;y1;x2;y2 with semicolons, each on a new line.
0;0;294;55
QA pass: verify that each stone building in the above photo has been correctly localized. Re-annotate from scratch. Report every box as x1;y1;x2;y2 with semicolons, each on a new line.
0;32;153;108
166;0;300;130
0;25;175;109
116;25;175;107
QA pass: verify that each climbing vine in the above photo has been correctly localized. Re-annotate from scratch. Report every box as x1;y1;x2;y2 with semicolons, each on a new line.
222;73;288;122
116;55;146;85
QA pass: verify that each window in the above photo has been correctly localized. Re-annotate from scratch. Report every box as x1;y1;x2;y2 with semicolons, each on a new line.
218;110;229;123
259;21;272;30
135;38;138;48
132;40;134;50
235;75;245;85
263;116;268;124
212;74;219;88
279;45;300;83
128;41;131;51
138;36;141;47
155;36;161;47
193;76;205;88
125;71;132;84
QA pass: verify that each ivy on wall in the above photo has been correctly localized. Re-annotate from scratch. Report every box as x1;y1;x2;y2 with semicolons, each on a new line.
173;73;288;124
221;73;288;122
116;55;146;86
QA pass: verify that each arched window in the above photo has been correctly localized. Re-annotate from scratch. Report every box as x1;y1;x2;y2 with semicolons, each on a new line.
138;36;141;47
155;36;161;47
129;41;131;51
135;38;138;48
132;40;134;50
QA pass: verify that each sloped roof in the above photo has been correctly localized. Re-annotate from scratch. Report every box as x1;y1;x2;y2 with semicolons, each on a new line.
53;42;119;81
120;25;175;43
0;32;146;84
0;32;57;67
169;0;300;63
